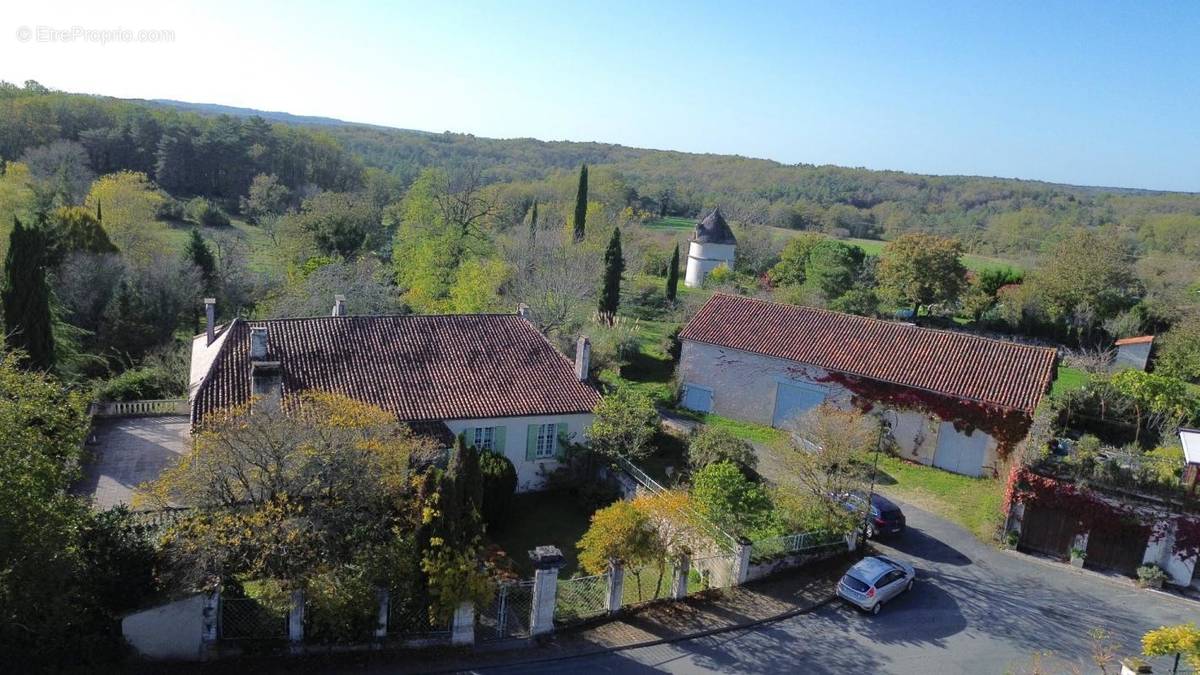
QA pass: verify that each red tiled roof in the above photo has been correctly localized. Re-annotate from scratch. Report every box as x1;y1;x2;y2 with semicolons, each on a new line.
192;314;601;425
679;294;1057;413
1114;335;1154;346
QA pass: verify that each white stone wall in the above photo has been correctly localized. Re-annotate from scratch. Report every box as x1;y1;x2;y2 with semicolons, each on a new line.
678;340;1001;477
684;241;736;288
444;413;594;492
122;594;208;660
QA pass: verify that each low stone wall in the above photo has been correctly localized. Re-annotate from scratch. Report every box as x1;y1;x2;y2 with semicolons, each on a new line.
122;594;208;661
745;544;848;583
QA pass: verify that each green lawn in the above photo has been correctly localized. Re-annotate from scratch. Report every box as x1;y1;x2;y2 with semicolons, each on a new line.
645;216;695;232
488;491;594;578
674;410;787;445
160;217;281;274
873;455;1004;541
1051;364;1090;397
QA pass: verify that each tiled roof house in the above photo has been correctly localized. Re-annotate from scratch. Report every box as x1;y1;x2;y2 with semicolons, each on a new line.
677;293;1058;477
189;299;601;492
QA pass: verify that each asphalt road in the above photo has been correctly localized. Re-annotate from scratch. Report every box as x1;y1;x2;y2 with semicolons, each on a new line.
479;502;1198;674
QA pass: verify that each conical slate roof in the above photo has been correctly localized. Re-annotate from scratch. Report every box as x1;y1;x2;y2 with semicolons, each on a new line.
693;207;736;244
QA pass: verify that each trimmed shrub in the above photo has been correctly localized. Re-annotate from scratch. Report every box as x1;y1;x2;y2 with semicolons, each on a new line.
479;450;517;528
186;197;231;227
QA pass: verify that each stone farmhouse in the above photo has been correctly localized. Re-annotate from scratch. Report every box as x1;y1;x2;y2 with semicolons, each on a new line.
677;293;1058;477
189;298;601;492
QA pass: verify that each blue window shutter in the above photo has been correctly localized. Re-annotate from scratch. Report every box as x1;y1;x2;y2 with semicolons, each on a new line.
494;426;507;453
462;428;475;448
555;422;569;459
525;424;537;461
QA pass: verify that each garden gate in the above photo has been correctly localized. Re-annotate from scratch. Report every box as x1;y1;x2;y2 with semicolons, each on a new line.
478;580;534;641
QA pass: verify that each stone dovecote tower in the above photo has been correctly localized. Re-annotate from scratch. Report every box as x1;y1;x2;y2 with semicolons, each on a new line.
684;207;737;288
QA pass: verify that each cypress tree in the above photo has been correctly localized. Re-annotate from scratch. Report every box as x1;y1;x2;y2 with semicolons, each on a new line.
528;199;539;241
666;242;680;302
184;228;217;294
572;164;588;241
2;217;54;370
599;226;624;320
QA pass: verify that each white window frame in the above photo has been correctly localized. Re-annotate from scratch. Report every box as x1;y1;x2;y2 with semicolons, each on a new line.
473;426;496;451
534;423;557;459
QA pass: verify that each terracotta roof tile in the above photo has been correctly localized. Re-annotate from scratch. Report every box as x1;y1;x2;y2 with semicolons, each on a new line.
680;294;1057;413
1114;335;1155;346
192;314;601;426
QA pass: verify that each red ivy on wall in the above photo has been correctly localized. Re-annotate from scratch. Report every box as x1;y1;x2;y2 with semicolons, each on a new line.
1172;516;1200;562
1007;467;1149;539
814;372;1033;453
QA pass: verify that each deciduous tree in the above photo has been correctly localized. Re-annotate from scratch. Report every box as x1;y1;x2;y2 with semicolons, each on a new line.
877;233;967;316
587;386;659;461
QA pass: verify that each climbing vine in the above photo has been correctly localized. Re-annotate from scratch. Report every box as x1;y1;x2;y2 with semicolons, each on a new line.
814;372;1033;453
1007;466;1149;539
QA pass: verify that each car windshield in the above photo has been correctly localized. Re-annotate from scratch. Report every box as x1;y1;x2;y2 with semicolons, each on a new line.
842;574;871;592
874;556;902;571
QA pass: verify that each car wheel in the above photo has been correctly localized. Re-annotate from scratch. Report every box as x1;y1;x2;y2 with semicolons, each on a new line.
906;579;914;593
871;602;882;615
866;524;876;539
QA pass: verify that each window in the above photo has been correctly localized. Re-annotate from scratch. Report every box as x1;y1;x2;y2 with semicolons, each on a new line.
534;423;558;459
473;426;496;451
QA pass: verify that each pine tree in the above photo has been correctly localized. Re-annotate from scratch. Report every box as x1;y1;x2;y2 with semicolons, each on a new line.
528;199;539;241
184;228;216;294
666;242;680;302
599;226;624;320
2;218;54;370
572;164;588;241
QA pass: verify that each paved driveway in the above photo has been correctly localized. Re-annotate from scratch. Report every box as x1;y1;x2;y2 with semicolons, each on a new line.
485;502;1197;674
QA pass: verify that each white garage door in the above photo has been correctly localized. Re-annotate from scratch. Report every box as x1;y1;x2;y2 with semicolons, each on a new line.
932;422;989;476
771;381;827;430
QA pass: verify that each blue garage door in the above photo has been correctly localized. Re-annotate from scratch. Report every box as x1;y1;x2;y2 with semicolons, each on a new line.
681;384;713;413
932;422;989;476
771;381;827;429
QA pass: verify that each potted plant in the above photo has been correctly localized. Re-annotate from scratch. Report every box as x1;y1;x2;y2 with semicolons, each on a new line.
1069;546;1086;568
1119;656;1151;674
1003;530;1020;550
1136;564;1167;589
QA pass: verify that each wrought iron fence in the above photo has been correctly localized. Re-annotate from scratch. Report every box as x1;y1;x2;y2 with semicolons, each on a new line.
554;573;609;624
478;580;534;641
219;596;288;641
689;553;738;592
750;530;843;563
612;454;740;553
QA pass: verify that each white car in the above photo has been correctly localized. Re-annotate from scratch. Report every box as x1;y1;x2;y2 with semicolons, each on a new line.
836;555;916;615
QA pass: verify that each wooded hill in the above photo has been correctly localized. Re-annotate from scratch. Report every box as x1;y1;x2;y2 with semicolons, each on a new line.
3;82;1198;262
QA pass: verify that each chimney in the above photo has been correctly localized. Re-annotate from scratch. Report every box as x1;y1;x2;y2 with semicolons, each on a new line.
574;336;591;381
248;325;282;407
204;298;217;346
332;294;347;317
250;326;269;360
516;303;530;320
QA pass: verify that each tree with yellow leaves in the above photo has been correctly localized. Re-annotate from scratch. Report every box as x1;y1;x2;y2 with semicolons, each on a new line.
142;391;436;589
84;170;166;259
1143;623;1200;674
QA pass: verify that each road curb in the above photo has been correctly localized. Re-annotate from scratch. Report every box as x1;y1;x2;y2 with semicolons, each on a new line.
428;594;839;673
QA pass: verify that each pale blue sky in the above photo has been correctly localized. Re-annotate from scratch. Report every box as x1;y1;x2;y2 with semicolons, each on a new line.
3;1;1197;191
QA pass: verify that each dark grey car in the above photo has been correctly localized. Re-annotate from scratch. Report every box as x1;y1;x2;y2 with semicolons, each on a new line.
836;555;916;615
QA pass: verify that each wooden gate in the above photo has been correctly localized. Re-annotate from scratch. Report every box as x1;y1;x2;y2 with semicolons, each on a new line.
1085;523;1149;577
1018;505;1076;558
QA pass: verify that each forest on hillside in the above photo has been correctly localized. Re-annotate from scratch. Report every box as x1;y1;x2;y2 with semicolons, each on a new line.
0;79;1197;406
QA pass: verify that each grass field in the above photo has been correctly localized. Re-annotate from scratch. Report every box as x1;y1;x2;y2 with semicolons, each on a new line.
1051;364;1090;397
874;455;1005;541
160;217;281;274
646;217;1022;274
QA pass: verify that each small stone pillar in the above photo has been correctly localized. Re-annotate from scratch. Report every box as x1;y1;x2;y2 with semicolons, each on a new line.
201;590;220;656
374;588;389;640
451;601;475;646
529;545;564;637
672;554;690;599
845;530;860;552
288;589;305;653
732;538;753;586
605;560;625;615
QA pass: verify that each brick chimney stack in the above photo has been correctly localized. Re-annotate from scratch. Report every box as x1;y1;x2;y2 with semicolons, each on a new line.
332;294;347;317
204;298;216;346
574;336;591;381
